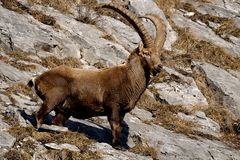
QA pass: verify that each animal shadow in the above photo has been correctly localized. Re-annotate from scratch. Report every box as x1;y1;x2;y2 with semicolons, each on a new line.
19;109;129;149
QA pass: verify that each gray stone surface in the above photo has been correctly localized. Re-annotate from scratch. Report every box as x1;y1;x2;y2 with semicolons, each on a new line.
124;114;240;160
90;142;152;160
128;0;177;51
0;131;16;148
172;10;240;57
178;111;221;137
97;15;140;52
154;67;208;106
209;0;240;14
195;62;240;117
0;119;10;131
0;94;11;106
40;124;68;132
130;107;153;122
0;80;9;89
30;4;130;67
182;0;240;19
0;61;31;82
229;70;240;80
0;4;130;67
45;143;80;152
11;94;36;112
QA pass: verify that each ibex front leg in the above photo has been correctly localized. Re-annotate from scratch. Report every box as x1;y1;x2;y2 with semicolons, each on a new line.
107;104;125;149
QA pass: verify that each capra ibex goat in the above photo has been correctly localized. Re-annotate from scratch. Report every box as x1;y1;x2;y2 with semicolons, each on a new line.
28;3;166;148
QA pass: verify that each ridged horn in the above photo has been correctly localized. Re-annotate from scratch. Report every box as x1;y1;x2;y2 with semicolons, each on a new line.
140;14;167;52
101;3;154;48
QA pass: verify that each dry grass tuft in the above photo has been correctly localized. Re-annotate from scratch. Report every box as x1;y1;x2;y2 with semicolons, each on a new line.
27;0;97;13
155;2;240;71
2;0;58;27
2;82;36;104
40;56;82;68
2;112;19;126
2;51;38;71
8;125;101;159
4;149;31;160
46;149;100;160
130;144;158;160
9;126;35;141
8;61;37;72
29;10;58;27
76;14;99;25
137;93;198;135
177;3;240;40
192;68;237;126
1;0;28;14
101;33;116;42
6;51;82;69
155;0;180;18
192;68;240;148
173;27;240;70
6;83;34;98
16;127;94;149
215;20;240;39
222;133;240;150
7;51;35;62
21;139;36;156
75;7;99;25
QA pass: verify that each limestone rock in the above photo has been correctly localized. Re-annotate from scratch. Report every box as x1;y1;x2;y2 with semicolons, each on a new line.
127;0;177;50
154;67;208;107
0;4;130;68
11;94;37;112
130;107;153;122
30;4;130;67
195;62;240;117
0;119;10;131
172;10;240;57
96;15;140;52
90;142;152;160
44;143;80;152
0;62;31;82
40;124;68;132
177;111;221;137
124;113;240;160
0;131;16;148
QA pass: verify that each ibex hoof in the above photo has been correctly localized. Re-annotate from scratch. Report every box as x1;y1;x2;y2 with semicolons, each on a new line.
112;143;126;151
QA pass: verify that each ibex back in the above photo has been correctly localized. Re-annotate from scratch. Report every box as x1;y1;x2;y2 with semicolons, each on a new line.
28;3;166;148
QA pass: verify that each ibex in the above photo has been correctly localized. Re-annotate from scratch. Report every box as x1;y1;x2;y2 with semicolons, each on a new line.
28;3;166;148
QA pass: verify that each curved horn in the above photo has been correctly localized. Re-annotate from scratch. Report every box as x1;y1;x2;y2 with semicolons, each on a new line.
101;3;154;48
140;14;167;52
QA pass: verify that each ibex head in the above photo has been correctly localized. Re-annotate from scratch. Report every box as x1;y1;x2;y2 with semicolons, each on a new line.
137;14;166;76
101;4;166;76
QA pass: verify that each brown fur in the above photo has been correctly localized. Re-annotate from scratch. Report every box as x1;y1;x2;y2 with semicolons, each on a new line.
28;3;166;148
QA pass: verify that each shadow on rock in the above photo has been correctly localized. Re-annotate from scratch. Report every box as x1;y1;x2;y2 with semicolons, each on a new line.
19;109;129;149
65;119;130;149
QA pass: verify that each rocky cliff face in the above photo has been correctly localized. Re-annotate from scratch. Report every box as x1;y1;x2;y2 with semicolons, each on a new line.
0;0;240;159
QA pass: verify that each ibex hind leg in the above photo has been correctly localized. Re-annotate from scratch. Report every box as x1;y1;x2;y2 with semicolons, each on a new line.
36;87;67;129
52;109;70;126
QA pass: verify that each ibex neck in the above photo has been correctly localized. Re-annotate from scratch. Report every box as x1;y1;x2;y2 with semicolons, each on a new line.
127;55;150;84
125;55;150;107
